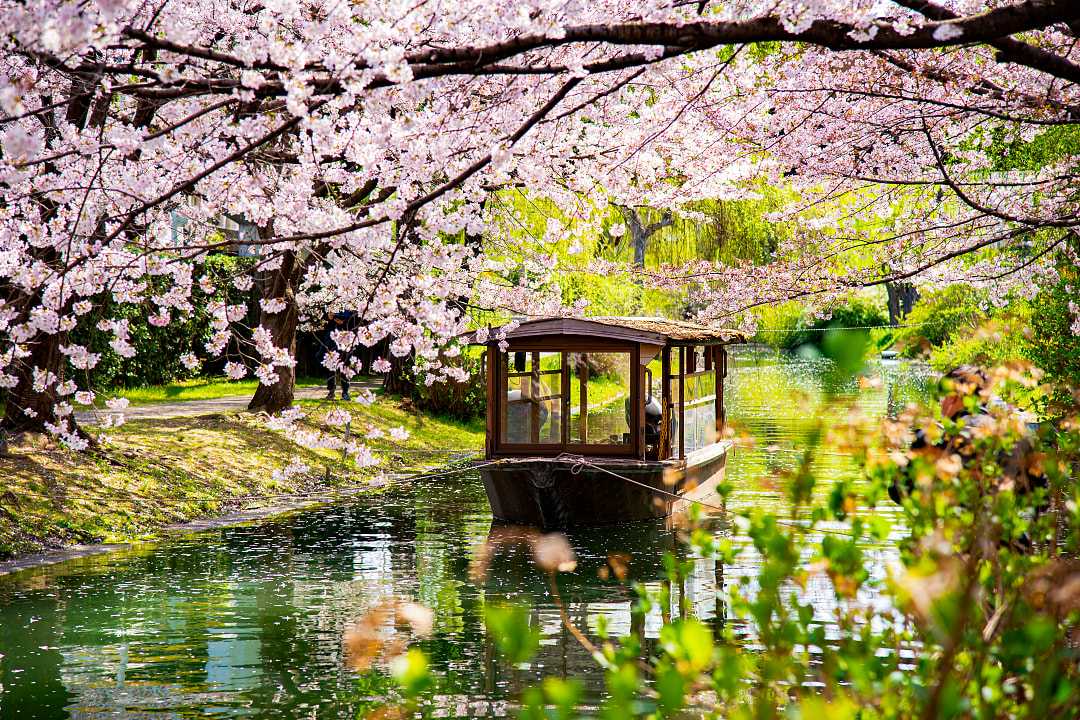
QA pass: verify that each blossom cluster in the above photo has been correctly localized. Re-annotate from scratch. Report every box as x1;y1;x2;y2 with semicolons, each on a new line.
0;0;1076;448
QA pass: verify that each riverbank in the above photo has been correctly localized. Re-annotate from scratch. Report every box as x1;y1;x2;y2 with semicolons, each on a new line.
0;394;485;564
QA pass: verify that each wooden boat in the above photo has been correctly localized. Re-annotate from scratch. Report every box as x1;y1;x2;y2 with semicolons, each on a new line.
464;317;747;529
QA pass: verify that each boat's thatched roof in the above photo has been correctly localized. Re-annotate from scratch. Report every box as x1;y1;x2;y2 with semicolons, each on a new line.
463;316;748;346
588;316;747;343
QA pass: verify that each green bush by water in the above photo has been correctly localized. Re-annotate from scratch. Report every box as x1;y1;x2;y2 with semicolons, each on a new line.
886;251;1079;393
892;284;986;359
68;254;257;390
754;296;888;350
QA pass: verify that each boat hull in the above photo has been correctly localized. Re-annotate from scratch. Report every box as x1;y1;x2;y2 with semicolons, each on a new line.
480;443;729;529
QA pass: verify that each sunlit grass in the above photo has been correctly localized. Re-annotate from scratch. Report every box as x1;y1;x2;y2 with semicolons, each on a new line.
1;393;485;561
101;375;326;406
1;413;345;559
297;394;485;455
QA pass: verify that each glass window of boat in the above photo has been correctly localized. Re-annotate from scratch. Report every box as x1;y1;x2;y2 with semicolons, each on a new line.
500;351;564;444
568;351;632;446
683;346;718;454
669;352;682;458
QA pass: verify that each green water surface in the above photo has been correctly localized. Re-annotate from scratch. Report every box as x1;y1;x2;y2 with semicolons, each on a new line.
0;348;932;718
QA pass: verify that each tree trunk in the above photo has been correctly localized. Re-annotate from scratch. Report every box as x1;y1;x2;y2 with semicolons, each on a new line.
1;333;63;436
248;250;299;414
0;65;124;438
617;205;674;269
616;205;674;313
619;206;649;268
886;281;920;325
383;351;415;396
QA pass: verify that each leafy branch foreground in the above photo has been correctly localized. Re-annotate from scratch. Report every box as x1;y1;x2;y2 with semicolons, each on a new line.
357;361;1080;719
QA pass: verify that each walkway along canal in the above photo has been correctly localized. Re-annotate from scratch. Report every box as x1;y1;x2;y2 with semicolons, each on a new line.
0;347;933;718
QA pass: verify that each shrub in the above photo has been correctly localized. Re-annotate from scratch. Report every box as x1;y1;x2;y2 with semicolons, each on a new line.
67;254;258;390
894;260;1079;393
756;296;888;350
68;300;212;389
927;311;1029;372
892;284;986;358
407;351;487;421
1023;254;1080;393
377;363;1080;720
751;301;804;349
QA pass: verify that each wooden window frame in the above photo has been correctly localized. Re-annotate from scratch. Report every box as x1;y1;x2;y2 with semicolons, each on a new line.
678;347;721;455
490;340;642;459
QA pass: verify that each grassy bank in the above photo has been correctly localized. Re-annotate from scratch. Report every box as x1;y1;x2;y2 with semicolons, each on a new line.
93;375;325;407
0;395;484;561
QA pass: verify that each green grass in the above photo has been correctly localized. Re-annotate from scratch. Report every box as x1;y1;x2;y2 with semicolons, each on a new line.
298;394;484;456
1;413;349;559
1;393;485;561
100;375;326;406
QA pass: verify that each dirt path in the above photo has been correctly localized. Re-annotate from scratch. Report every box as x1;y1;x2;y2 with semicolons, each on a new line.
76;380;382;423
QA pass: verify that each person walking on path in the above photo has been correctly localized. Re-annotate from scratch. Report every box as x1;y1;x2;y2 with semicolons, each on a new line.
321;310;357;401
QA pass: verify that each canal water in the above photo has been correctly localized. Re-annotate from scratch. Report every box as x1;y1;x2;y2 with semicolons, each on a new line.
0;348;933;718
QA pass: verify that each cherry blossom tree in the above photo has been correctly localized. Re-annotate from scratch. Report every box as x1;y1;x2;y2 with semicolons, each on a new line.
1;0;1078;453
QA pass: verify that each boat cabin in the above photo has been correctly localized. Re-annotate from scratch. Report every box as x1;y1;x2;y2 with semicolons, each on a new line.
469;317;746;462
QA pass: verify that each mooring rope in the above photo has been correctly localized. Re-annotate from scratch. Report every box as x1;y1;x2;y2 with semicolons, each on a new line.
552;451;858;537
553;452;728;513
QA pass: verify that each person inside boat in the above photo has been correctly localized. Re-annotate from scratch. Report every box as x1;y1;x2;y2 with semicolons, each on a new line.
504;350;552;443
623;393;666;457
505;384;550;443
887;366;1046;518
621;366;672;458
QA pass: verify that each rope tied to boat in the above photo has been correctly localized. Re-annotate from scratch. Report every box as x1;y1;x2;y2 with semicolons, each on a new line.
553;452;728;514
563;454;589;476
552;453;861;537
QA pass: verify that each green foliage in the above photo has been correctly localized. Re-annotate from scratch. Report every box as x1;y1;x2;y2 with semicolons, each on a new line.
750;300;805;349
70;299;209;389
378;357;1080;719
391;648;432;698
646;193;790;268
408;351;488;421
892;284;987;359
480;188;787;320
484;604;540;665
891;254;1079;393
992;125;1080;172
755;295;888;351
68;253;256;390
925;314;1028;372
1022;255;1080;394
520;678;582;720
820;326;871;379
558;270;680;318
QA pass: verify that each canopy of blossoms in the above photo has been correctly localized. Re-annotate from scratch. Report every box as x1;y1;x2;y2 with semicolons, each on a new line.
1;0;1077;454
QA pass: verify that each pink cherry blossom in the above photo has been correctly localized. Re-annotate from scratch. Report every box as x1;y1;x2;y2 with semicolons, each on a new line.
0;0;1075;446
224;362;249;380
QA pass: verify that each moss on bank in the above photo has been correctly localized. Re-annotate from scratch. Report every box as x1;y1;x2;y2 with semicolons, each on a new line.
0;397;484;561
